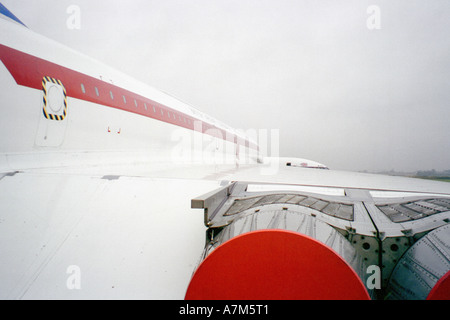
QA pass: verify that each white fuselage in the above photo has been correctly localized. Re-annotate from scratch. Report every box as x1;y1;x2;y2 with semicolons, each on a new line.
0;18;259;172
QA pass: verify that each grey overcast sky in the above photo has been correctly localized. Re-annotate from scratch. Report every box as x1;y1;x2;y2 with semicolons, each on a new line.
3;0;450;172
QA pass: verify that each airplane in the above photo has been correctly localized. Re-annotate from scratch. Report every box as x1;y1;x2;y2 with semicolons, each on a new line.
0;3;449;300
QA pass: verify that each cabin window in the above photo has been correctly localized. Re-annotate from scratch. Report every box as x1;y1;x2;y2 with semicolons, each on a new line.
134;99;138;108
153;105;156;113
123;96;127;104
95;87;99;97
110;91;114;100
80;83;86;94
144;103;148;110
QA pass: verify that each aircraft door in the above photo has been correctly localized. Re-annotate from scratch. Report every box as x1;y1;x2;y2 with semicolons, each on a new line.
35;76;69;147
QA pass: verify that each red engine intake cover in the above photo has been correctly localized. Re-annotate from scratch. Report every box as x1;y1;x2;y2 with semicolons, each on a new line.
185;230;370;300
427;270;450;300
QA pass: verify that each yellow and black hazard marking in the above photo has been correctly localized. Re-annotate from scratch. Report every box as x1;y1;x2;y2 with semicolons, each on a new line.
42;76;68;121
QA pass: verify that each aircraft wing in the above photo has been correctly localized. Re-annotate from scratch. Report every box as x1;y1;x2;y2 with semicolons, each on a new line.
0;169;229;299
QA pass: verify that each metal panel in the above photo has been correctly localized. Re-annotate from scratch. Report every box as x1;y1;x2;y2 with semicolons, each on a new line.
386;225;450;300
224;196;263;216
377;198;450;223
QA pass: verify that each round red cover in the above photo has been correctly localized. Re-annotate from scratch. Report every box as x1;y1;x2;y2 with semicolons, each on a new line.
185;230;370;300
427;270;450;300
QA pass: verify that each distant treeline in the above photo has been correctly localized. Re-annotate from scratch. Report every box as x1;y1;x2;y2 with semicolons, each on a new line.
364;169;450;181
414;170;450;182
415;169;450;178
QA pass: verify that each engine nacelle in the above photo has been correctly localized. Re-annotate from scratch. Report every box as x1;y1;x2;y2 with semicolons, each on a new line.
187;181;450;300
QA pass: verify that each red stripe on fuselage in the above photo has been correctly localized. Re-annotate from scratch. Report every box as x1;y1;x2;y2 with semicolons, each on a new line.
0;44;258;151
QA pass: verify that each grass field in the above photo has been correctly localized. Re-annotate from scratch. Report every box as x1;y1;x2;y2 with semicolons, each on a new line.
415;177;450;183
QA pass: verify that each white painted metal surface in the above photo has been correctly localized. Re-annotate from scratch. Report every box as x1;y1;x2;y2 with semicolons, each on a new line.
0;172;218;299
